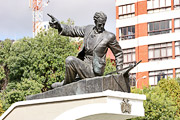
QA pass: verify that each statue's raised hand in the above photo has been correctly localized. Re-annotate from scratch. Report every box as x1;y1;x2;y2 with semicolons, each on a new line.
47;13;62;32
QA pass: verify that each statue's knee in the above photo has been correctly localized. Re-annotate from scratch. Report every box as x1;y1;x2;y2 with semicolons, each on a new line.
65;56;75;64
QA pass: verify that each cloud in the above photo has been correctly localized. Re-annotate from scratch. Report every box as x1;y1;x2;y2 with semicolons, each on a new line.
0;0;116;40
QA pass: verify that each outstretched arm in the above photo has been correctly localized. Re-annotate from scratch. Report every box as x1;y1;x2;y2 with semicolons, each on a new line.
60;24;85;37
48;13;85;37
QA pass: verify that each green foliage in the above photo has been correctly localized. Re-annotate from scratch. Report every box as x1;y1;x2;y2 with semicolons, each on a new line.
0;99;4;116
176;77;180;85
2;90;24;110
0;39;12;90
158;78;180;117
1;79;43;110
0;66;5;82
131;78;180;120
61;18;74;26
0;22;79;110
6;28;78;91
0;39;12;65
104;58;116;75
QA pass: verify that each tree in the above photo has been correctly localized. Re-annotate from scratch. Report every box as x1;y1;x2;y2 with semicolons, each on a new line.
0;23;79;110
6;28;79;92
0;39;13;90
0;66;5;89
1;79;43;110
0;99;4;116
131;78;180;120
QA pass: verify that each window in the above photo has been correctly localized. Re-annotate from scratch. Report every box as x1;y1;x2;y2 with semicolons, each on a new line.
148;20;172;36
174;18;180;32
129;73;136;86
174;0;180;9
118;4;135;19
148;42;172;61
176;68;180;78
175;41;180;58
123;48;136;68
149;69;173;86
119;26;135;40
147;0;171;13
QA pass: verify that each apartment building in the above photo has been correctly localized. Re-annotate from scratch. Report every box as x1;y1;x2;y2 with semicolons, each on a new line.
115;0;180;88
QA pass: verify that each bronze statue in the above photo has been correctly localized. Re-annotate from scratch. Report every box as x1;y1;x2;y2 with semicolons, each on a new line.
48;12;123;88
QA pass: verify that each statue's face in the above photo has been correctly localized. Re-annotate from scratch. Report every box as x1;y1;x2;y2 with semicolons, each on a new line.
95;20;105;33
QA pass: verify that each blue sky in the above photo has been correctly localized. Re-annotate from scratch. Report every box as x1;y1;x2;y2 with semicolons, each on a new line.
0;0;116;41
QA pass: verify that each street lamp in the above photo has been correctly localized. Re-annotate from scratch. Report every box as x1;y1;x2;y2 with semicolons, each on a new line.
136;76;147;87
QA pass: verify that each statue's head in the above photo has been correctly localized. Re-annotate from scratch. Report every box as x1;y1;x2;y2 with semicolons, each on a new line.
93;11;107;33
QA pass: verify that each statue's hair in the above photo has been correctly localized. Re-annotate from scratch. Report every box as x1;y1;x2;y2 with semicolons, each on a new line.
93;11;107;22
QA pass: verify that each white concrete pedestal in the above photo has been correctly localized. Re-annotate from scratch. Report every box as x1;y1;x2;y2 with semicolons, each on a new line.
0;90;146;120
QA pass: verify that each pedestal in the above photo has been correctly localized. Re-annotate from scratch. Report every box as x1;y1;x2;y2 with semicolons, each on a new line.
26;74;130;100
0;90;146;120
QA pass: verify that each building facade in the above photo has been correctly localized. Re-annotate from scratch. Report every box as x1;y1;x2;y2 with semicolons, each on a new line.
35;21;49;36
115;0;180;88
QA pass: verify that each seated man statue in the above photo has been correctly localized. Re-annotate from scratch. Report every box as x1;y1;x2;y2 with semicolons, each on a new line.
49;11;123;88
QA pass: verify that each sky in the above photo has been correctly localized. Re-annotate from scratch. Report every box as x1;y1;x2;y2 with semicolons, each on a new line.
0;0;116;40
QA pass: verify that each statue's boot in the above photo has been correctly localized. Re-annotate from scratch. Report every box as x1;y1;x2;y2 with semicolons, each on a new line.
51;80;64;89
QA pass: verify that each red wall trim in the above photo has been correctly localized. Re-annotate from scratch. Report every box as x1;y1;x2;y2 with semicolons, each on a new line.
116;28;119;41
171;0;174;10
173;68;176;78
136;71;149;89
135;23;148;38
135;1;147;16
172;41;175;59
116;6;119;19
172;19;175;33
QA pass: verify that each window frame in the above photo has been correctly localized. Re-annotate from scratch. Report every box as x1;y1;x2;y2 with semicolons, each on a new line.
123;48;136;68
129;73;136;87
174;0;180;9
148;20;172;36
149;69;173;86
175;40;180;58
175;68;180;78
119;26;135;40
174;18;180;31
148;42;172;61
118;3;135;18
147;0;171;13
